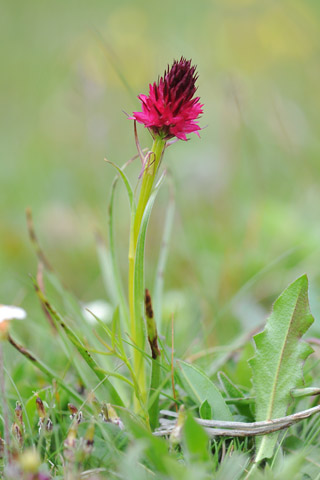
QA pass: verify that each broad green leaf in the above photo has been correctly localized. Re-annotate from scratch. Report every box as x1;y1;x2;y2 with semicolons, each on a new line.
123;414;172;474
234;341;255;389
183;414;210;463
177;360;233;421
249;275;314;462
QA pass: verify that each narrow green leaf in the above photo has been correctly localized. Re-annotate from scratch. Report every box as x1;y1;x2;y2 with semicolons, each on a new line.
34;282;125;407
8;336;84;405
105;159;135;208
147;370;171;411
199;400;212;420
218;371;252;418
105;160;136;326
96;234;119;310
95;368;134;387
44;270;110;358
111;306;120;351
131;172;166;411
218;371;245;399
249;275;314;462
177;360;233;421
134;173;166;359
153;184;175;332
149;357;161;430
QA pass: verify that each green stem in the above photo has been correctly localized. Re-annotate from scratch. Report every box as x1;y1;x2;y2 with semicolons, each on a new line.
149;357;161;430
133;137;166;245
128;135;166;414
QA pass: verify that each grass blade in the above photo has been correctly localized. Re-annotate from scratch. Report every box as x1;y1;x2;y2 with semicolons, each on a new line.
104;160;136;326
33;280;125;407
133;172;166;408
134;172;167;331
153;182;175;333
8;336;84;405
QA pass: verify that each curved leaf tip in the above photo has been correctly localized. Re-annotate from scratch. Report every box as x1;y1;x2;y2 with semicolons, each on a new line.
249;274;314;462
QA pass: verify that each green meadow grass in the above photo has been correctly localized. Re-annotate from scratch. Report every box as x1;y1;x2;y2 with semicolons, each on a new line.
2;1;320;478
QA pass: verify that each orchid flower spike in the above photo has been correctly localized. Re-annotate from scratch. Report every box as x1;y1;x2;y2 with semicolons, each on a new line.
131;57;203;141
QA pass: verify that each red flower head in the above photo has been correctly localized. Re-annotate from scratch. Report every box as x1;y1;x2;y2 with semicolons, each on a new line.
131;57;203;141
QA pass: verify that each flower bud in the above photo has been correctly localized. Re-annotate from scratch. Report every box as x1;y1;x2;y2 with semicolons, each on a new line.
100;403;124;430
36;397;46;419
68;403;83;424
170;405;186;446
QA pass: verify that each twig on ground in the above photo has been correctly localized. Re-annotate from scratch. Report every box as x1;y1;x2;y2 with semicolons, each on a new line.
155;405;320;437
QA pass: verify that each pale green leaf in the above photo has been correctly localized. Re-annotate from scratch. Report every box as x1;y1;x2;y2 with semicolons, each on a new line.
177;360;233;421
183;414;210;462
249;275;314;462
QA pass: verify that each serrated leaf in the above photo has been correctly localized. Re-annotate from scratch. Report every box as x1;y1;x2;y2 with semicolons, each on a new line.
177;360;233;421
249;275;314;462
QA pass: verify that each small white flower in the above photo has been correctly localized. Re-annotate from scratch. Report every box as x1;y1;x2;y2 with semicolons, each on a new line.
0;305;27;323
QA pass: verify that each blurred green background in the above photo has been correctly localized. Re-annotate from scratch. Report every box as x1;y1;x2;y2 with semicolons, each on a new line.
2;0;320;348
